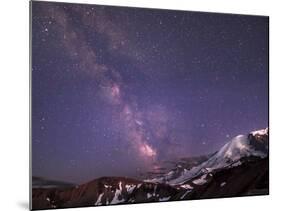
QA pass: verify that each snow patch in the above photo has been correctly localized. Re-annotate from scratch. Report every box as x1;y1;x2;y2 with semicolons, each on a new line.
180;184;193;189
125;184;136;194
110;182;125;204
251;128;268;136
220;182;226;187
95;193;104;205
180;190;192;199
119;181;122;190
192;174;208;185
167;171;174;176
159;196;171;201
153;185;157;196
231;160;242;167
104;184;112;188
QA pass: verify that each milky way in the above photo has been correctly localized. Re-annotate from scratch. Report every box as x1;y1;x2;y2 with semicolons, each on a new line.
32;2;268;183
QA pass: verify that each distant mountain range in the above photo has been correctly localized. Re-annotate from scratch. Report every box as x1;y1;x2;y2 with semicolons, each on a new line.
32;128;269;210
32;177;76;189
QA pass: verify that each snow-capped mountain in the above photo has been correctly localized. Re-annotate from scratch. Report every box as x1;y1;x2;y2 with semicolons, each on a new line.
32;128;269;210
146;128;268;185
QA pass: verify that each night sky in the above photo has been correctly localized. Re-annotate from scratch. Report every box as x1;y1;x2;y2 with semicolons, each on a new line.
32;1;268;184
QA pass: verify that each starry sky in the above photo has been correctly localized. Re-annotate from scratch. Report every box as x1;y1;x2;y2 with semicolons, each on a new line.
32;1;269;184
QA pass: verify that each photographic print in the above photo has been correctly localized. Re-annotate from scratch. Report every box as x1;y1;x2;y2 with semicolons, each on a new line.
31;1;269;210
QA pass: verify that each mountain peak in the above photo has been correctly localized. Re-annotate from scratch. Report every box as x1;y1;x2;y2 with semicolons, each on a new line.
248;127;269;153
250;127;269;136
